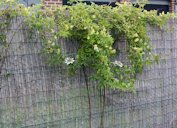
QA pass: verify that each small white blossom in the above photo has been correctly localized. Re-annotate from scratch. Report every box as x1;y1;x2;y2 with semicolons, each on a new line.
51;29;55;33
93;44;99;52
113;60;123;67
64;57;75;65
54;36;57;40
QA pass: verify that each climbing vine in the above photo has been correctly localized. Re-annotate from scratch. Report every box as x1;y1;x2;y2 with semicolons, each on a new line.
0;0;174;90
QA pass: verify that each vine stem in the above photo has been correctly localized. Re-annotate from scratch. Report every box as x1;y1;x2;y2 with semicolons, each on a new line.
100;87;105;128
82;65;92;128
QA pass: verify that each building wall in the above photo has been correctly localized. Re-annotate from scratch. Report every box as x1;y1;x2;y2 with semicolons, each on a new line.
169;0;175;12
44;0;63;7
44;0;175;13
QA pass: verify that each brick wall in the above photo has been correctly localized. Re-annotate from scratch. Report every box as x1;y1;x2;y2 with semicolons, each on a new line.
169;0;175;12
44;0;62;7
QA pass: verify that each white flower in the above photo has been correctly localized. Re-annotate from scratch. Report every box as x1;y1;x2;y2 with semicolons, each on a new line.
64;57;75;65
54;36;57;40
113;60;123;67
6;0;14;2
93;44;99;52
51;29;55;33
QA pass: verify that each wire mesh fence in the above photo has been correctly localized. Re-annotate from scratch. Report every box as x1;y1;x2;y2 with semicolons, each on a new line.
0;18;177;128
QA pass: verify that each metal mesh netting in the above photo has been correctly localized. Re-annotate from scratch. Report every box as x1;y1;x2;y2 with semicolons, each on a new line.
1;18;177;128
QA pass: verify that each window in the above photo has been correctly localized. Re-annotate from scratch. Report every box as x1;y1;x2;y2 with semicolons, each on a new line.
19;0;41;6
176;1;177;13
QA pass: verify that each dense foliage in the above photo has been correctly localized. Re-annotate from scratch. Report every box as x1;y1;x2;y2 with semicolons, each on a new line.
0;0;173;90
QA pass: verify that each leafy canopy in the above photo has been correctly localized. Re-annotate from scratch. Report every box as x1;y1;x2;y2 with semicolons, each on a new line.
0;0;174;90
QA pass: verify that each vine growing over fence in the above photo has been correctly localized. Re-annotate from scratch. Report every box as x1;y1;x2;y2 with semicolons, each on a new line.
0;0;174;90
